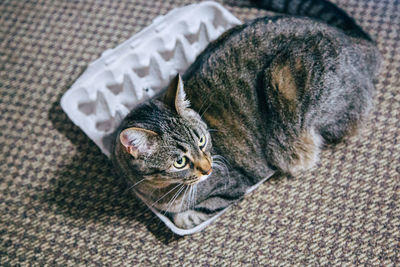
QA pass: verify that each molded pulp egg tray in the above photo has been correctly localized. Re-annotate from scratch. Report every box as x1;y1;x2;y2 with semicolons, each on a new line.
61;1;274;235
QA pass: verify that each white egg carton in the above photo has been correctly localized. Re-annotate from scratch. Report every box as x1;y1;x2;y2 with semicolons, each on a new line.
61;1;242;157
61;1;274;235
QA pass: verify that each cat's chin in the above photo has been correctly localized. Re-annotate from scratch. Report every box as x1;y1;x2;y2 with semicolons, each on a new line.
198;173;211;183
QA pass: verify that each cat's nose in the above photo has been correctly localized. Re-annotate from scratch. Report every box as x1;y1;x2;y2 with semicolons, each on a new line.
196;159;212;175
203;167;212;175
197;166;212;175
197;167;212;176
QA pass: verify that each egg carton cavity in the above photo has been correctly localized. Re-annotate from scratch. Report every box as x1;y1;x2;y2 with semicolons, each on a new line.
61;1;242;157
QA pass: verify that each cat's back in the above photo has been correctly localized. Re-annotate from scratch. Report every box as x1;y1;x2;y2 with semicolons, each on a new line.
181;15;380;178
183;16;376;127
186;16;378;74
184;15;379;116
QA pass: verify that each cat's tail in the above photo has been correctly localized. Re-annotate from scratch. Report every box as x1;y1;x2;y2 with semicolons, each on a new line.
250;0;373;42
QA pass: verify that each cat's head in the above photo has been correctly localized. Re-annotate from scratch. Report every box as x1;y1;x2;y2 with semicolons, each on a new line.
115;74;213;190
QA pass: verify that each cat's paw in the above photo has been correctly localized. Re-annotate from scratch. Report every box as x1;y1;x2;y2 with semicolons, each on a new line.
172;209;211;229
279;129;323;175
293;130;322;173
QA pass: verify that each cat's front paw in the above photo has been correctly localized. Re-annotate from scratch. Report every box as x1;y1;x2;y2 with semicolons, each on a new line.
172;209;211;229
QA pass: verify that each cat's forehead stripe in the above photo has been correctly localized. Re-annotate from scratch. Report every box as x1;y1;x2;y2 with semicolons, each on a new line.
176;144;187;153
183;124;195;139
191;128;200;139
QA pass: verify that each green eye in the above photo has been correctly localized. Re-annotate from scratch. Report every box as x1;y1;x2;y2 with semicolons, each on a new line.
173;156;187;169
199;135;206;148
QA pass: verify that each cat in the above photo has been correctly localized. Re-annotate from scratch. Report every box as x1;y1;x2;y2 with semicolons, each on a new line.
111;0;381;229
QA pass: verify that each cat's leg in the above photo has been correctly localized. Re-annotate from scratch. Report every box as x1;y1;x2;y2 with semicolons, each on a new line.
263;52;324;175
317;78;374;145
266;128;323;175
319;117;360;145
286;129;323;174
317;87;373;145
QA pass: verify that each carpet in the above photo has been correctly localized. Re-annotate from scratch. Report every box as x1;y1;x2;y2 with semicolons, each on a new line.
1;0;399;265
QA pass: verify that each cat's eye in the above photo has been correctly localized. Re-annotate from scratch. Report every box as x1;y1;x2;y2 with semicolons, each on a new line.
173;156;187;169
199;135;206;148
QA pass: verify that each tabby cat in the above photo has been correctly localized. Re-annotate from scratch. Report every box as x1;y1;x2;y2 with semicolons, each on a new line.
111;0;380;229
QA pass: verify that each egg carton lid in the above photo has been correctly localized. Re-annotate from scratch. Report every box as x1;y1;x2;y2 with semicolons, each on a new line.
61;1;275;235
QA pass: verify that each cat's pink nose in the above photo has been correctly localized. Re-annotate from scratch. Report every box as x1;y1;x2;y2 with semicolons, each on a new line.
197;166;212;175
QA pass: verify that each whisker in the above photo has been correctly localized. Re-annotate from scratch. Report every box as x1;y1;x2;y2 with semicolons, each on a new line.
125;177;147;192
200;102;212;118
163;185;185;215
148;187;159;199
213;161;229;174
190;184;196;209
197;99;208;115
213;154;231;173
212;155;230;166
187;185;193;210
150;183;182;207
179;185;190;213
195;184;198;202
163;185;186;215
188;185;194;210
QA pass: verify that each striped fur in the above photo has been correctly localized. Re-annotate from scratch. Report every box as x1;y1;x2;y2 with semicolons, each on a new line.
111;0;381;229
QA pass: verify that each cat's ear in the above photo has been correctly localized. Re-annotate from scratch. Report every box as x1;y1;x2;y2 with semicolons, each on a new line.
164;73;190;115
119;127;158;158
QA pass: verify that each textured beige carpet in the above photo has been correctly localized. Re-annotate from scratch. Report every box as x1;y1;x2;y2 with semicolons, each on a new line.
1;0;399;265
